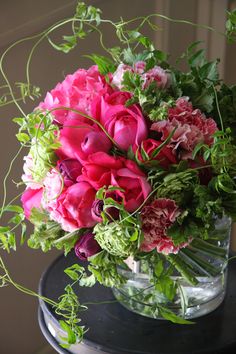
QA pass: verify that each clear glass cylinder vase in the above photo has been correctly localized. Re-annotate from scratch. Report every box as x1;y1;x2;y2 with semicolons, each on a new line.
113;216;231;319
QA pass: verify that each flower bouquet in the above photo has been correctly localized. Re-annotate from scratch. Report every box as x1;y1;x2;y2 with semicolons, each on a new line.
1;1;236;348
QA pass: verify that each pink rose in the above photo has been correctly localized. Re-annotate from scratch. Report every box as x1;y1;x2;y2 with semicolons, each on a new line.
135;138;177;168
43;168;96;231
151;97;217;155
142;66;170;89
38;65;113;125
112;159;152;212
94;92;148;151
79;152;124;190
21;188;43;219
80;152;151;212
140;198;190;255
56;118;112;164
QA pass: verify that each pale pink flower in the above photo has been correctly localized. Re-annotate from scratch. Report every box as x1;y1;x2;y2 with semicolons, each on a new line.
142;66;171;89
22;155;42;189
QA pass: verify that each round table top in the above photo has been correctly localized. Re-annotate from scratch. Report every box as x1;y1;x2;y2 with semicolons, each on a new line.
39;252;236;354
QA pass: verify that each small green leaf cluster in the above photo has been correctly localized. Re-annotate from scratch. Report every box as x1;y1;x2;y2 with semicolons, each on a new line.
0;82;40;109
226;9;236;43
94;186;143;257
0;205;25;252
48;2;102;54
87;250;127;288
56;284;87;347
14;110;60;183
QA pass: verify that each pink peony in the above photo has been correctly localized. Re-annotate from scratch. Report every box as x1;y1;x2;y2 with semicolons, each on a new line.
21;188;43;219
151;97;217;155
43;168;96;232
140;198;189;255
135;138;177;168
38;65;113;125
93;91;148;151
56;118;112;164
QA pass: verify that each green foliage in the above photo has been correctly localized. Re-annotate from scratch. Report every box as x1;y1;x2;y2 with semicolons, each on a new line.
94;186;143;256
152;168;199;206
0;82;40;108
64;263;96;287
55;284;87;347
86;54;116;75
0;205;25;252
48;2;102;54
226;8;236;43
212;84;236;142
88;251;127;287
27;220;62;252
14;110;60;183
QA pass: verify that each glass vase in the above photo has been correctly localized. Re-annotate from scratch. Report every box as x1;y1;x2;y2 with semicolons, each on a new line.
113;216;231;319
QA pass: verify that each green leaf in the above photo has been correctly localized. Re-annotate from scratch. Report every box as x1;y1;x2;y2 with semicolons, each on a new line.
154;260;163;277
129;229;138;242
79;274;96;287
16;133;30;143
64;264;85;281
59;320;77;344
20;223;27;245
0;226;10;233
85;54;115;74
188;49;206;67
2;205;23;214
159;307;194;324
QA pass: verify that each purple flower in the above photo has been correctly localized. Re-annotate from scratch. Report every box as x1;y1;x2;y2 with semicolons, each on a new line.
91;198;120;222
59;159;82;186
74;232;101;260
91;199;104;222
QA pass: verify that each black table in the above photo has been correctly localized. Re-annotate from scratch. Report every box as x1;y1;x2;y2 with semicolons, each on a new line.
38;252;236;354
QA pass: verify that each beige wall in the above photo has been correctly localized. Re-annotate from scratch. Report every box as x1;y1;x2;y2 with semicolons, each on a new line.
0;1;235;353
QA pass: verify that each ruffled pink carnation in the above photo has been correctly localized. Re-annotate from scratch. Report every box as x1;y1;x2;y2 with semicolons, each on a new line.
140;198;190;255
42;168;96;232
38;65;113;125
151;97;217;155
